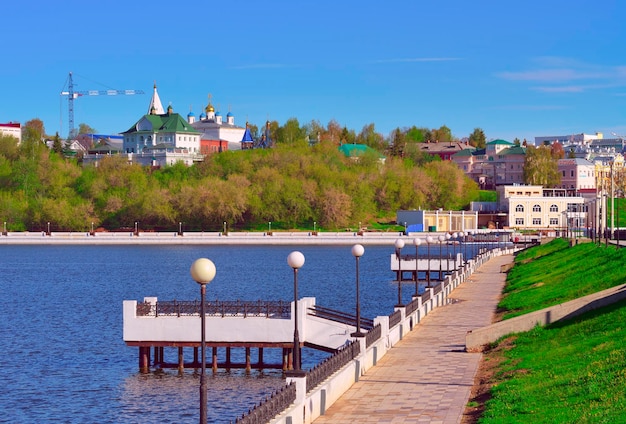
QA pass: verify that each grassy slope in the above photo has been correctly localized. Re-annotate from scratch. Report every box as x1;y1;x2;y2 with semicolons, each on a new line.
499;239;626;319
480;240;626;423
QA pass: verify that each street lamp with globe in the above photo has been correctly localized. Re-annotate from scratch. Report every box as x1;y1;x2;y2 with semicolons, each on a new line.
190;258;217;424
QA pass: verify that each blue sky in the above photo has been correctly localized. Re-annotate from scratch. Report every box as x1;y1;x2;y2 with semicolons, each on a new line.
2;0;625;142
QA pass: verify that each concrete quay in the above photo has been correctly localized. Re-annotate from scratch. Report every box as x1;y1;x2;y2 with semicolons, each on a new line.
312;254;513;424
0;230;431;246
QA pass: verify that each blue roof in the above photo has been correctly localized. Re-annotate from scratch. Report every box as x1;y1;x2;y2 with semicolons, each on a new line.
241;127;254;142
187;111;195;116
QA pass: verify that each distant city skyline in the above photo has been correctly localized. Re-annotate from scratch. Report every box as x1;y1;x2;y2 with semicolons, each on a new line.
1;1;625;143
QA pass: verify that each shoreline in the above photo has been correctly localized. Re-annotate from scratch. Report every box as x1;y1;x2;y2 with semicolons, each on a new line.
0;230;416;246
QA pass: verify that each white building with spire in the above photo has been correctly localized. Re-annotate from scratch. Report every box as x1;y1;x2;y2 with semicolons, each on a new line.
190;95;246;151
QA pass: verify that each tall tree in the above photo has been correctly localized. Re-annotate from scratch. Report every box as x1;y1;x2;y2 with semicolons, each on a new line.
24;118;45;140
523;145;561;187
432;125;453;144
52;132;63;154
469;128;487;149
78;123;97;134
388;128;406;157
356;123;385;151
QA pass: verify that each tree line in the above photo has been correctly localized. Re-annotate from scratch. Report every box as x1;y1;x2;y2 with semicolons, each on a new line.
0;118;480;232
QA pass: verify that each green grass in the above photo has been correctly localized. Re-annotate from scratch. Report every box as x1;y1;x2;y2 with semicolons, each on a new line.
481;300;626;423
479;239;626;423
499;240;626;320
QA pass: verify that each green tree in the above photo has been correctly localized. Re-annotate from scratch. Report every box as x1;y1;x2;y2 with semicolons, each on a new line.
356;123;385;151
523;145;561;187
388;128;406;157
432;125;453;144
78;123;97;134
469;128;487;149
52;132;63;154
405;126;427;143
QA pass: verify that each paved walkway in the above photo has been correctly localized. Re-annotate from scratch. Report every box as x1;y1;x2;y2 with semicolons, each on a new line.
313;254;514;424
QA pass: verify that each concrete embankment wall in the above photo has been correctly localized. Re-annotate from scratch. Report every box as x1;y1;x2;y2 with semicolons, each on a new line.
0;231;409;246
466;283;626;351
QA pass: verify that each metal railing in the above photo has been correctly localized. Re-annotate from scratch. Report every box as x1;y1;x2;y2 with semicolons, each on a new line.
421;289;431;303
232;381;296;424
365;323;382;348
307;304;374;330
306;339;361;393
136;300;291;318
388;310;402;328
405;297;419;315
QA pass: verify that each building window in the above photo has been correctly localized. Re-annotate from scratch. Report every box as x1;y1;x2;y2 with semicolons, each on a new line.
550;218;558;225
515;204;524;212
571;170;574;177
550;204;558;212
533;218;542;225
515;218;524;225
533;204;541;212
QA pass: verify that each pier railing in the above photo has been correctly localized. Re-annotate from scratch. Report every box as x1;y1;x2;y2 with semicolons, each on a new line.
308;304;374;330
136;300;291;318
365;323;382;348
232;381;296;424
388;309;402;328
306;339;361;393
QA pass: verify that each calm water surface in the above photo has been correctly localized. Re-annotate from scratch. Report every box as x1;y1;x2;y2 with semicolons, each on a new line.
0;243;461;423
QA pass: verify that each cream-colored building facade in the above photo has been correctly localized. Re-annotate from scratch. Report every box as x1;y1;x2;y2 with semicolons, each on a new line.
499;185;587;231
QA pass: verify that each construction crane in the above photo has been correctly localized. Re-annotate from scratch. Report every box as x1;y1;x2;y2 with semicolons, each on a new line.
60;72;144;139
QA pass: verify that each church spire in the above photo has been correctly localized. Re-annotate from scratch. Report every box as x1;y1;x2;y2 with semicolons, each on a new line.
148;81;165;115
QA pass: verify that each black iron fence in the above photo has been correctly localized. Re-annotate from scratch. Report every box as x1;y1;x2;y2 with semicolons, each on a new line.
388;310;402;328
308;305;374;330
365;323;381;349
405;297;419;315
136;300;291;318
306;339;361;393
232;381;296;424
421;289;431;303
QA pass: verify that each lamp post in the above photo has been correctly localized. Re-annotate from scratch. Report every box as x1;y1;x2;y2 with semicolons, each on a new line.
394;238;405;307
438;235;445;280
47;221;50;236
445;233;451;274
426;236;434;286
314;221;316;233
3;221;6;236
223;221;227;235
134;221;138;236
286;251;306;376
351;244;365;337
452;232;458;270
413;238;421;296
465;231;471;263
269;221;272;234
179;221;183;236
190;258;217;424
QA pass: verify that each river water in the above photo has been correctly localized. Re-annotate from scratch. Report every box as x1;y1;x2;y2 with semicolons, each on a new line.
0;243;464;423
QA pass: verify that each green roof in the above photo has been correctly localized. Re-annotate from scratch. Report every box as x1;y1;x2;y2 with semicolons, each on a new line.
500;146;526;155
452;149;475;157
123;113;200;135
339;144;385;158
487;139;513;145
